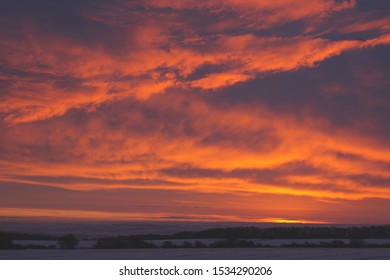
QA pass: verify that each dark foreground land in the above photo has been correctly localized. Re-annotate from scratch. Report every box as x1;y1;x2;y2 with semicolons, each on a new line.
1;223;390;259
1;248;390;260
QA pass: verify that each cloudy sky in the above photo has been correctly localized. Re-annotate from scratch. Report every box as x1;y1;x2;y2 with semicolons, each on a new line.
0;0;389;224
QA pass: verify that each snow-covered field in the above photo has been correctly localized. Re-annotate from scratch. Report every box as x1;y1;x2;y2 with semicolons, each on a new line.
2;221;389;260
1;248;390;260
13;240;96;249
11;239;390;249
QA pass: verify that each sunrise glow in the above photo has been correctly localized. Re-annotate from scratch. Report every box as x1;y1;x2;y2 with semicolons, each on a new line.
0;0;389;224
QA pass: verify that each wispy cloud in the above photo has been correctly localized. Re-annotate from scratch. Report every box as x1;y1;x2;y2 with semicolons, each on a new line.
0;0;389;223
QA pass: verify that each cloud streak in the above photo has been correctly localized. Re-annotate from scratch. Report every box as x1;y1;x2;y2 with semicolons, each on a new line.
0;0;388;123
0;0;389;223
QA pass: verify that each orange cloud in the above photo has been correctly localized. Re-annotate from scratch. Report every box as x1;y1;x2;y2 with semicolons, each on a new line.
0;207;331;223
1;0;388;124
1;0;389;224
2;32;389;124
1;92;389;203
0;207;245;222
190;73;252;90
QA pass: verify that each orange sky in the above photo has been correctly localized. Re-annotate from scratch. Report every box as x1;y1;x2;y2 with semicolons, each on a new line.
0;0;389;224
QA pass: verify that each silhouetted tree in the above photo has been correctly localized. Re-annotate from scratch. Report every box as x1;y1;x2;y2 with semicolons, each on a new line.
194;241;207;248
349;238;366;247
58;234;78;249
180;241;193;248
93;237;156;249
0;233;14;249
161;241;176;248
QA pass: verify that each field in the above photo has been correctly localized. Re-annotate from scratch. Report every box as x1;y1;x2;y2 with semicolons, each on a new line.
1;221;390;260
1;248;390;260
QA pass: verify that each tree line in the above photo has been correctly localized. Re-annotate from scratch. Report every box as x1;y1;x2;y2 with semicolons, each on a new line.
1;225;390;250
115;225;390;240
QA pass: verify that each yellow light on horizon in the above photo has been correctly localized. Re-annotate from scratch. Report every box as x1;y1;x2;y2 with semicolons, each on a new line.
259;218;329;224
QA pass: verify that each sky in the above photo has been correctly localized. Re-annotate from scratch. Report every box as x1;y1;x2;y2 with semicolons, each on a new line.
0;0;389;224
